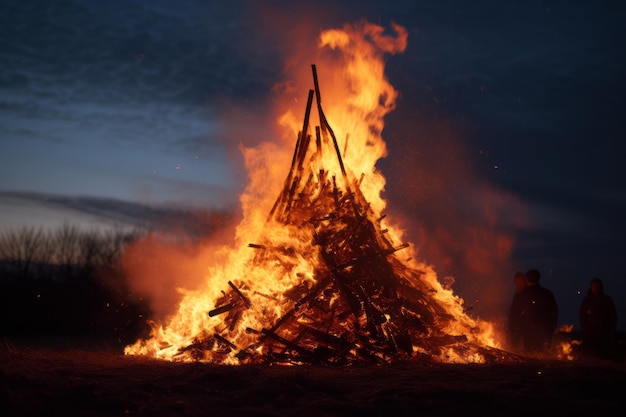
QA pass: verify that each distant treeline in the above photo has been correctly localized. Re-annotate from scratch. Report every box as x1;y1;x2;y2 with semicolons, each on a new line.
0;223;144;280
0;224;152;349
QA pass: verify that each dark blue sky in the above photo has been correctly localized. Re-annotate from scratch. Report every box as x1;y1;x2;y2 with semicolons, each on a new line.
1;0;624;329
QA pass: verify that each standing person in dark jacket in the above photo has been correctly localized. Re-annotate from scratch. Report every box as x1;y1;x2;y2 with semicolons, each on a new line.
579;278;618;360
519;269;559;353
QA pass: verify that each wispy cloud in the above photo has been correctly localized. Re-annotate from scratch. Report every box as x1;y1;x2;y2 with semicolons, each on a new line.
0;190;237;236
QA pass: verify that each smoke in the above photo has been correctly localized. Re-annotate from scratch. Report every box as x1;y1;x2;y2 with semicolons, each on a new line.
380;110;532;325
120;210;241;321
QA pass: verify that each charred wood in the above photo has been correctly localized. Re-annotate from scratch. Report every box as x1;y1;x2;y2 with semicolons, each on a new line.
228;281;251;307
208;301;239;317
296;90;315;169
261;328;316;360
214;333;237;350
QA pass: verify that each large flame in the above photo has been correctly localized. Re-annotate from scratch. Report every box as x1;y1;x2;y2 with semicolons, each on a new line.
124;21;503;364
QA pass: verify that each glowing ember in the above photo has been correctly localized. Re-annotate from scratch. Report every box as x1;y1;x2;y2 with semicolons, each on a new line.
125;21;505;364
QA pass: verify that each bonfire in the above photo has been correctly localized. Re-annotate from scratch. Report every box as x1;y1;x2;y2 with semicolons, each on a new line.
125;22;509;365
208;65;506;364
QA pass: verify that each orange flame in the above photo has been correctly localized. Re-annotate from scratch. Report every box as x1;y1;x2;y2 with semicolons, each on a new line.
124;21;505;364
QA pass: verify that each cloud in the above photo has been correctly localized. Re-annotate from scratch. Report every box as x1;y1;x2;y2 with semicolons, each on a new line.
0;0;271;107
0;190;238;238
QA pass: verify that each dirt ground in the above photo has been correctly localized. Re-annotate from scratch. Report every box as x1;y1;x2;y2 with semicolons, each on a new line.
1;341;625;417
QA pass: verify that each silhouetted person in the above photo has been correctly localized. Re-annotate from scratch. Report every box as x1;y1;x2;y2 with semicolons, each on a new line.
513;271;527;293
518;269;558;353
579;278;618;360
507;271;528;351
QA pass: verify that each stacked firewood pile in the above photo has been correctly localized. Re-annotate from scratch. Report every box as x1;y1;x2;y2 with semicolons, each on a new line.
180;66;504;365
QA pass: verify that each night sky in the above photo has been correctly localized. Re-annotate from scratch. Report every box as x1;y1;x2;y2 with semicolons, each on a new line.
1;0;625;330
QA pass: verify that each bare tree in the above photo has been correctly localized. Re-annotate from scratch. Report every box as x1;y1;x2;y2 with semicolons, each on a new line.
50;222;83;280
0;226;48;279
78;230;101;273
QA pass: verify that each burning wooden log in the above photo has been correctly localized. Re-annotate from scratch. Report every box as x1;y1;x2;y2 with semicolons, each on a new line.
228;281;251;307
260;328;321;362
208;301;239;317
214;333;237;350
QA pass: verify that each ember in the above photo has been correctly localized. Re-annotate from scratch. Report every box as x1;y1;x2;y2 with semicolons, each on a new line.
125;60;506;365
